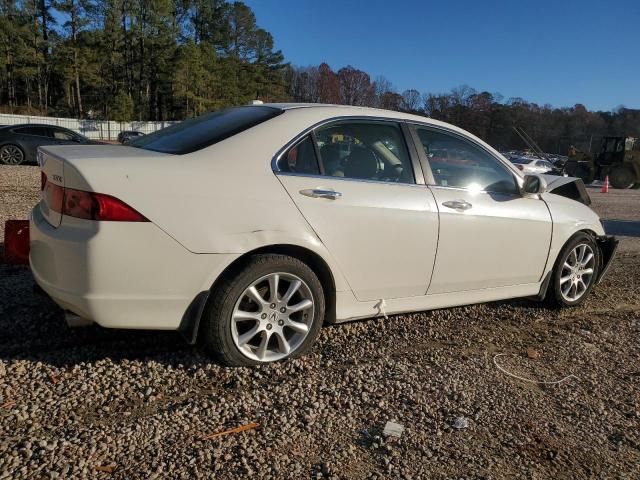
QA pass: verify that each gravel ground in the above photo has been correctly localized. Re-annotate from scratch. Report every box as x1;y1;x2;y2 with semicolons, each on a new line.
1;166;639;479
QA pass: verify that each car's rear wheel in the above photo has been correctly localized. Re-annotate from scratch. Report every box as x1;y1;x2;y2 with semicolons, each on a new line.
0;144;25;165
202;254;325;366
547;232;601;307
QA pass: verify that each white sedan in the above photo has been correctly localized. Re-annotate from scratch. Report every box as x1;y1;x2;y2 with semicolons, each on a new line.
29;104;617;365
511;156;556;174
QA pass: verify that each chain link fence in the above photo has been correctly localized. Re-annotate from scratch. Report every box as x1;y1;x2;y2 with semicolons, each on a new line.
0;114;177;141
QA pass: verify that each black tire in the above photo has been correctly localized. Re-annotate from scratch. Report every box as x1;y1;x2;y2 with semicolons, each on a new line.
609;165;635;189
201;254;325;366
564;160;594;184
546;232;601;307
0;144;25;165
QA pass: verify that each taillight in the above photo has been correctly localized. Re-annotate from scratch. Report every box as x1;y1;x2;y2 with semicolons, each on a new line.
63;188;97;220
63;188;148;222
42;174;147;222
91;192;148;222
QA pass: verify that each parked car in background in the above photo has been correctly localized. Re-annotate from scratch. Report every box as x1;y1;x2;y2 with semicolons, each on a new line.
548;155;568;169
29;104;616;366
0;124;99;165
117;130;145;144
510;156;557;174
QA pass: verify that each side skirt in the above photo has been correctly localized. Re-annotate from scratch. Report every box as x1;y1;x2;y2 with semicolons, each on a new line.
332;282;542;323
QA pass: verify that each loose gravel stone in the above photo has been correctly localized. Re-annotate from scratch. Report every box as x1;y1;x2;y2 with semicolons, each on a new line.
1;166;639;478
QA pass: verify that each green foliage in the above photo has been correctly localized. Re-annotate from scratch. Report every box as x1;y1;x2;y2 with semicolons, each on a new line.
110;90;133;121
0;0;289;119
0;0;636;153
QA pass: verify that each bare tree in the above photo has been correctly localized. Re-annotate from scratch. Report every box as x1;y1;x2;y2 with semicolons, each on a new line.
338;65;375;106
317;63;340;104
289;66;319;103
400;88;421;112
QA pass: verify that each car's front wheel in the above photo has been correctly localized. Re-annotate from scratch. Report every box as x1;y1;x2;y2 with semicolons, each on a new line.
547;232;601;307
202;254;325;366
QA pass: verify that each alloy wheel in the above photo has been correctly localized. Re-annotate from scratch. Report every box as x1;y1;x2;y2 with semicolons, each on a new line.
0;145;24;165
559;243;595;302
231;272;314;362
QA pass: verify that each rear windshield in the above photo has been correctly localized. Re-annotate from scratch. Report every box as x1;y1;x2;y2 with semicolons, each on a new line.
129;106;283;154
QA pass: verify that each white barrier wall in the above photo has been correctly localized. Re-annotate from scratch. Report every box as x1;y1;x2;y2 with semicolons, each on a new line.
0;114;177;141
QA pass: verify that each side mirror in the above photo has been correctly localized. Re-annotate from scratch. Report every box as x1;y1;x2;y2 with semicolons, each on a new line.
522;174;547;195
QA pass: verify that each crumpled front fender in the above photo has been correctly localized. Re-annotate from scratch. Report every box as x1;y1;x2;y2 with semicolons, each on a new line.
595;235;619;284
542;174;592;205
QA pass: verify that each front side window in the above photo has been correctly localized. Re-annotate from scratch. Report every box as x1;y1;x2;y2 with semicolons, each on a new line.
416;127;518;194
52;129;74;140
314;121;415;184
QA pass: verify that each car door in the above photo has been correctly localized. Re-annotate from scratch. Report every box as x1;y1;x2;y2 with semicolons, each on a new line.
410;124;552;294
275;120;439;301
13;126;52;161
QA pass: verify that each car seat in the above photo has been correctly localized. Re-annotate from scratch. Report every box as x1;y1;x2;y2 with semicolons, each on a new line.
343;146;379;179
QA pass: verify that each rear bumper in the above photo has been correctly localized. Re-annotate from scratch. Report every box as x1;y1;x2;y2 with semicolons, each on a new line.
596;235;618;284
30;205;238;330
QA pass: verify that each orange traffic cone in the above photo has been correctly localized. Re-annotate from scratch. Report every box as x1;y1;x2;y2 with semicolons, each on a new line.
601;176;609;193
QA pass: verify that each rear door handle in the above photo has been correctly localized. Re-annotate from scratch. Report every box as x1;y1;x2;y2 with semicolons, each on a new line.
299;189;342;200
442;200;472;211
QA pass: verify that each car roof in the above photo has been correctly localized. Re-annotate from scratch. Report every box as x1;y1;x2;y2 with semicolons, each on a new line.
262;103;497;149
262;102;469;133
4;123;68;129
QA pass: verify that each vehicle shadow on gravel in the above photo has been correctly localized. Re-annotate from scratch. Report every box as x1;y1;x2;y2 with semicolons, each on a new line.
0;263;546;370
0;265;211;369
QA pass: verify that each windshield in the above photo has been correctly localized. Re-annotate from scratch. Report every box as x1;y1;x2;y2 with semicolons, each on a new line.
129;106;283;154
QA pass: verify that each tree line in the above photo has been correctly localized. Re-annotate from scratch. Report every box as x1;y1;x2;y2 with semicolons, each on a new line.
287;65;640;153
1;0;286;121
1;0;637;153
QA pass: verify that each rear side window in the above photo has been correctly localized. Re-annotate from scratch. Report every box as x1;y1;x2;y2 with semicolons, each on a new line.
278;136;320;175
13;126;51;137
129;106;283;154
315;121;415;184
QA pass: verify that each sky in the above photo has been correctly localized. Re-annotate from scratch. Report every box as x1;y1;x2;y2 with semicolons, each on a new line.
243;0;639;111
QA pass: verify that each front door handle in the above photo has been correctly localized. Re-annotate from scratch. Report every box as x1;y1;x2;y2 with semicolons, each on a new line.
299;188;342;200
442;200;472;211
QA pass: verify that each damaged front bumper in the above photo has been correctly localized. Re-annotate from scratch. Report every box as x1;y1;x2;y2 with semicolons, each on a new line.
596;235;619;284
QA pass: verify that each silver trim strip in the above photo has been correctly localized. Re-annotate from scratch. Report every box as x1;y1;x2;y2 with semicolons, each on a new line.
270;113;525;196
275;171;427;189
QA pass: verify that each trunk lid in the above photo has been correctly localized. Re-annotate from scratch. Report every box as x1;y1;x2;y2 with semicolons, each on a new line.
38;144;172;228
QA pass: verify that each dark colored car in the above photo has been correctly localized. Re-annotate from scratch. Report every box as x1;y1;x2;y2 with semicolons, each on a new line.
0;124;100;165
117;130;145;144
